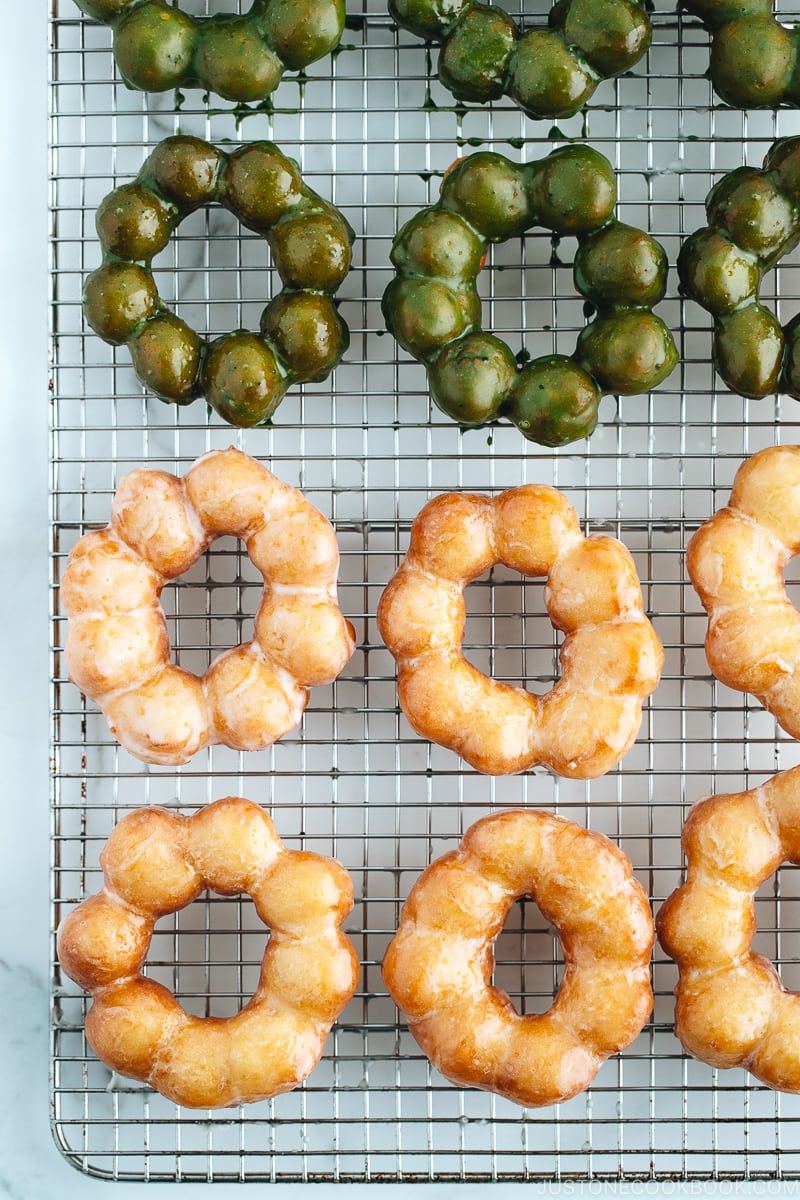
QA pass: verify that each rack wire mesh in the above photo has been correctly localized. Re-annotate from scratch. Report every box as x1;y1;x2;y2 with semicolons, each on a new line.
49;0;800;1183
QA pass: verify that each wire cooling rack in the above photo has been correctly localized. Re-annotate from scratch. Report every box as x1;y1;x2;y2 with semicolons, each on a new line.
49;0;800;1184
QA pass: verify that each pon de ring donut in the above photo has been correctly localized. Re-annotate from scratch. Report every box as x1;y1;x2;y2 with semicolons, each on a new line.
73;0;345;104
383;810;654;1107
687;444;800;740
678;137;800;402
57;797;360;1108
83;136;353;427
383;145;677;446
61;447;355;766
390;0;652;120
377;485;663;777
658;766;800;1092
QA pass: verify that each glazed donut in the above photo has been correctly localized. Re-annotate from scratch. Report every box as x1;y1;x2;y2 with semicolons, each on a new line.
687;444;800;739
383;146;677;446
74;0;345;104
681;0;800;109
678;137;800;401
83;136;352;426
57;797;360;1108
377;485;663;777
657;765;800;1091
383;810;654;1107
61;447;355;765
391;0;651;120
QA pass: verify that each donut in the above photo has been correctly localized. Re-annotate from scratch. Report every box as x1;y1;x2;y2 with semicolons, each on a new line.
73;0;345;103
681;0;800;109
57;797;360;1108
390;0;651;120
687;444;800;738
376;485;663;777
657;765;800;1091
678;137;800;401
61;447;355;765
82;136;352;426
383;146;677;446
383;810;654;1107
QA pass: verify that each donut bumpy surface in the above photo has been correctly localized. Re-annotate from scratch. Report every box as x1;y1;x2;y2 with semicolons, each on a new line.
57;797;360;1108
384;810;654;1107
74;0;345;103
61;447;355;766
377;485;663;777
391;0;651;120
383;146;677;447
687;444;800;739
678;137;800;402
83;136;353;427
657;766;800;1091
681;0;800;109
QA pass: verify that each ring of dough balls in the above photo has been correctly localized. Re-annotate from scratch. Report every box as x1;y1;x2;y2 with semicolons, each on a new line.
687;444;800;740
57;797;360;1109
383;810;654;1107
74;0;345;105
376;485;663;777
82;136;353;427
657;765;800;1091
61;447;355;766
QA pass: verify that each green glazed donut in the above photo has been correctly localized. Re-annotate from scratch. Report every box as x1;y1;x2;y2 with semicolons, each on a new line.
677;136;800;400
83;136;353;427
391;0;651;119
681;0;800;108
383;146;677;447
73;0;345;103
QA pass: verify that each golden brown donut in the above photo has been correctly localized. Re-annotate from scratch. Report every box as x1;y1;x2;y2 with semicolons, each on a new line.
377;486;663;777
687;444;800;738
657;766;800;1091
61;447;355;765
383;810;654;1107
57;797;360;1109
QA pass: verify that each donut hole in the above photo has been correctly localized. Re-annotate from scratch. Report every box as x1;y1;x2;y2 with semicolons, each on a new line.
753;867;800;993
783;554;800;610
150;206;276;341
146;892;267;1019
160;536;264;675
491;896;565;1015
484;232;585;364
461;565;561;693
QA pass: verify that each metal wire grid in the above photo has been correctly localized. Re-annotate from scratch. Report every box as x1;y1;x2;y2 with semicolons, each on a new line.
48;0;800;1183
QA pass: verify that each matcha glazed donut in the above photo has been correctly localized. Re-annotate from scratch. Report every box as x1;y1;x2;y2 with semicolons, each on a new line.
680;0;800;108
391;0;651;119
678;136;800;401
383;145;678;447
72;0;345;103
83;135;353;427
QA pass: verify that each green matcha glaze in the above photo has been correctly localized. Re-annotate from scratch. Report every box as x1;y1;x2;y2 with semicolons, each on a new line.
438;5;516;103
73;0;345;103
392;0;651;119
430;332;518;425
383;145;677;448
507;29;595;120
713;305;784;397
550;0;651;77
678;135;800;402
682;0;800;107
440;154;532;240
83;135;353;427
505;356;600;446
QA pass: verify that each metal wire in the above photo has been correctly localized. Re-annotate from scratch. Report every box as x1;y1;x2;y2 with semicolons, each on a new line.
50;0;800;1182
